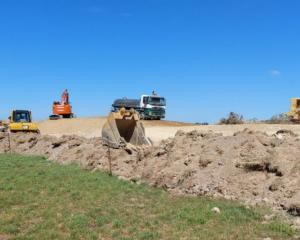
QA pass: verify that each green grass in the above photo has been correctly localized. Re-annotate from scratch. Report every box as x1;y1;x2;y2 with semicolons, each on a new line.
0;154;296;240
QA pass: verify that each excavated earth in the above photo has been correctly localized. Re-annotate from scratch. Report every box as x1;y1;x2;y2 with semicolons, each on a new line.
0;129;299;219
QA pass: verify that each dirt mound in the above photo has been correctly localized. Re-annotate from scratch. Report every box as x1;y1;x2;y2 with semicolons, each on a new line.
36;117;300;146
0;132;146;178
144;129;300;215
37;118;192;139
0;130;299;216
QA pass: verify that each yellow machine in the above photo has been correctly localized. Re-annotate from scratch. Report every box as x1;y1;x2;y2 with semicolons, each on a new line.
288;98;300;122
102;108;151;148
9;110;39;133
288;98;300;123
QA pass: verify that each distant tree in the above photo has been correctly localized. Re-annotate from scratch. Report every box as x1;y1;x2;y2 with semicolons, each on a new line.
264;113;293;124
219;112;244;125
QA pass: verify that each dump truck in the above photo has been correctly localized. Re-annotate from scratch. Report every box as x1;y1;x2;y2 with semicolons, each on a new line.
50;89;74;120
112;93;166;120
9;110;39;133
102;108;152;148
288;98;300;122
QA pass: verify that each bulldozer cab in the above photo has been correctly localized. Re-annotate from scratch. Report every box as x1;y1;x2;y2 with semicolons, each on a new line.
9;110;39;133
102;108;151;148
11;110;32;123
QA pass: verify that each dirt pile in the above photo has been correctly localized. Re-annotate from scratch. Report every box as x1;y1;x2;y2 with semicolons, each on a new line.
0;132;147;178
0;130;299;216
143;129;300;216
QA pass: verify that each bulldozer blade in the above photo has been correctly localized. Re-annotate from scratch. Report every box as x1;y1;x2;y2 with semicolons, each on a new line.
102;112;151;148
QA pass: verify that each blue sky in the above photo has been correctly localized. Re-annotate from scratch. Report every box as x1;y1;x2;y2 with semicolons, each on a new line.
0;0;299;123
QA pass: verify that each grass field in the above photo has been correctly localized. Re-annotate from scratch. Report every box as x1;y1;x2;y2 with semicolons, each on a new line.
0;154;296;240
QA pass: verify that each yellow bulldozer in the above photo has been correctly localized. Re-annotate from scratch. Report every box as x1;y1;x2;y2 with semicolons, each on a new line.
8;110;39;133
288;98;300;123
102;108;151;148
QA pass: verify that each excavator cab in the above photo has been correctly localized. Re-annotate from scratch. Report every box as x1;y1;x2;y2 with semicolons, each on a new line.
102;108;151;148
9;110;39;133
50;90;74;120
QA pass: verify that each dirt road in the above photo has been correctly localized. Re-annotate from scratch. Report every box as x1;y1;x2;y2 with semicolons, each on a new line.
37;117;300;144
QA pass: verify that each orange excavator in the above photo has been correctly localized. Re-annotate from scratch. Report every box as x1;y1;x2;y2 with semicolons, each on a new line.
49;89;74;120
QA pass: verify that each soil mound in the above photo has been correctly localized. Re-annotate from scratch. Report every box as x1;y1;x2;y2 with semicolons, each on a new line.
0;132;145;177
144;129;300;216
0;129;299;216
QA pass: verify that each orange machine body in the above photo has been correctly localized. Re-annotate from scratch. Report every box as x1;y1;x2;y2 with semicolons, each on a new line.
52;102;73;118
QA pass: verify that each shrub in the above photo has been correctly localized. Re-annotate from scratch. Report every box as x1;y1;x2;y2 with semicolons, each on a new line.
264;113;293;124
219;112;244;125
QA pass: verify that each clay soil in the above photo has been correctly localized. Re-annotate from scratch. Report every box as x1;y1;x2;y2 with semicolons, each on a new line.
0;124;299;219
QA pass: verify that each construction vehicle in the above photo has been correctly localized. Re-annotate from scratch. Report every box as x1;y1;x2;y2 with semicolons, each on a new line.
0;120;8;132
102;108;152;148
50;89;74;120
288;98;300;122
112;92;166;120
8;110;39;133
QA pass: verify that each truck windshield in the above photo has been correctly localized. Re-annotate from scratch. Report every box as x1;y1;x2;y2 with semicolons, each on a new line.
14;111;31;123
147;97;166;106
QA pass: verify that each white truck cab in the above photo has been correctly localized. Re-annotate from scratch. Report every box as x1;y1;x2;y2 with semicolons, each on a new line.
140;95;166;120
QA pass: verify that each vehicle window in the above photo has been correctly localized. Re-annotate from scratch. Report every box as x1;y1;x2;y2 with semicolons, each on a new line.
15;112;30;122
149;97;166;106
143;97;148;104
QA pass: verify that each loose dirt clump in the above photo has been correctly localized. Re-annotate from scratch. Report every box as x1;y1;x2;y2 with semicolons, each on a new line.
0;130;299;216
0;132;150;180
140;129;300;216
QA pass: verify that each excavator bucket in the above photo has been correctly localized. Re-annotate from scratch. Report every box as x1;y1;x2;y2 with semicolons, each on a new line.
102;109;152;148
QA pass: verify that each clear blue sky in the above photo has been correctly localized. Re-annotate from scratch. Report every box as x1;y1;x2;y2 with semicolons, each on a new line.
0;0;299;123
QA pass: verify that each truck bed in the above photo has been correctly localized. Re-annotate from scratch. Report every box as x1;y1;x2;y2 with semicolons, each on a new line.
112;99;140;109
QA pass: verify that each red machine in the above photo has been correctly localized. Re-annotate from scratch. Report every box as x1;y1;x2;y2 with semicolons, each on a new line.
50;90;74;120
